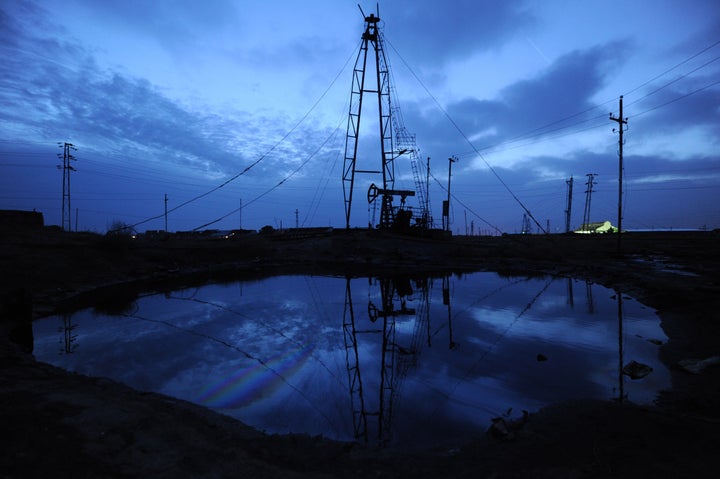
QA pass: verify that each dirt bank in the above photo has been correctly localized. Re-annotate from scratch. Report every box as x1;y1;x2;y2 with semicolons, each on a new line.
1;228;719;478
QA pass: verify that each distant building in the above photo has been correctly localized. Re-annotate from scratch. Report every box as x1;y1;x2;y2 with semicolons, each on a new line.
0;209;44;231
574;220;617;234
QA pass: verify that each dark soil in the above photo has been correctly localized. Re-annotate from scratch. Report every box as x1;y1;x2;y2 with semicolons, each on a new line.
2;227;719;478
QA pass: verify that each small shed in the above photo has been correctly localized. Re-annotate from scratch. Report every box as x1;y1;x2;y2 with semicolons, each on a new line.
574;220;617;234
0;210;44;231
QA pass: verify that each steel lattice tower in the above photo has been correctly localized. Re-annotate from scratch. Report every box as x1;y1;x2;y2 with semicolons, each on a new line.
57;142;77;231
342;8;395;229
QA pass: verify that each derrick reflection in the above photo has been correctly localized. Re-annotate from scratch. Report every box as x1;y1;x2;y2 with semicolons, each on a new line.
343;275;452;446
60;313;78;354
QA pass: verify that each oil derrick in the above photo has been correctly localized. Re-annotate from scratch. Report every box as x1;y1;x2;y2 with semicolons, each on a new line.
60;313;78;354
342;276;417;446
342;6;420;230
521;213;532;234
390;95;433;228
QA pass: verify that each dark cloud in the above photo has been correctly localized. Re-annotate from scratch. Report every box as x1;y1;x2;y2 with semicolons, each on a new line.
61;0;239;50
629;74;720;132
392;42;623;175
0;2;341;231
457;44;620;148
381;0;534;65
0;2;336;179
1;1;717;232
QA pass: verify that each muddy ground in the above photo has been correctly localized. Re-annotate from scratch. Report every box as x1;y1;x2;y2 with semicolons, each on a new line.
1;227;719;478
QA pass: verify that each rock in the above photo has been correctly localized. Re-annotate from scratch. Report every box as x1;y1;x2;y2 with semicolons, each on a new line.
487;417;514;440
677;356;720;374
487;410;529;441
622;360;653;379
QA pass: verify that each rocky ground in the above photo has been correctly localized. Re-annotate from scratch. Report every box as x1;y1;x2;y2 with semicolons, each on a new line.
1;227;719;478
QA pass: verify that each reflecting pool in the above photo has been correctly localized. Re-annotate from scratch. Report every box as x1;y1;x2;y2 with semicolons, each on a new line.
33;273;670;448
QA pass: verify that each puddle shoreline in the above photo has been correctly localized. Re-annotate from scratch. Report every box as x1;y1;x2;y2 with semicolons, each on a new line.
33;272;670;449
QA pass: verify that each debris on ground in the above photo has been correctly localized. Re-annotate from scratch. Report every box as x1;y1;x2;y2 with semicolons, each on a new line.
677;356;720;374
622;360;653;379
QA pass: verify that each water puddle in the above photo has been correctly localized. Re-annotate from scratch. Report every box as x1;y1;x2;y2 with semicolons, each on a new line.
33;272;669;449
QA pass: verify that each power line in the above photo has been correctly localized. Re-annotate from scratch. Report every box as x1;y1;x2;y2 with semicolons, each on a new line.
191;113;347;231
429;172;502;235
113;43;359;233
623;39;720;97
632;78;720;119
626;54;720;108
385;37;547;234
447;39;720;159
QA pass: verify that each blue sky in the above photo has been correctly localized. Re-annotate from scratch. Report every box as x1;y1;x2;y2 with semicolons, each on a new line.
1;0;719;233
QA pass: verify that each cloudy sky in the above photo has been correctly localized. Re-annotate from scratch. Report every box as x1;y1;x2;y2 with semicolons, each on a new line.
1;0;718;233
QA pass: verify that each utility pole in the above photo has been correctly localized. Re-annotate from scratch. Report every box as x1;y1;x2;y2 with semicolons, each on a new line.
164;194;168;232
426;157;431;228
57;142;77;231
565;176;574;233
239;198;243;230
295;208;299;229
582;173;597;232
610;96;628;252
443;156;457;232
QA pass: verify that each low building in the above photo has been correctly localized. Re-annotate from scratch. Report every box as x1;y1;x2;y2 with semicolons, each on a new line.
574;220;618;234
0;210;44;231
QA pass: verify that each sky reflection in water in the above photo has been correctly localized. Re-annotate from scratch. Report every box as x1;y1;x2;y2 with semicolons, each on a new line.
33;273;669;448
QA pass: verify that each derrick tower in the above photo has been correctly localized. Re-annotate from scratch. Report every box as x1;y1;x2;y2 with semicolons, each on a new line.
342;6;429;230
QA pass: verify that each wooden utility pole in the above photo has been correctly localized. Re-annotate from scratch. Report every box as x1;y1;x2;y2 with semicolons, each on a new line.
164;194;168;232
610;96;628;253
443;156;457;232
565;176;574;233
582;173;598;232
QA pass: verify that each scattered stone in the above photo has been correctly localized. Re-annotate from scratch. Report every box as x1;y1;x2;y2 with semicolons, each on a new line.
488;417;513;440
487;410;529;441
622;360;653;379
677;356;720;374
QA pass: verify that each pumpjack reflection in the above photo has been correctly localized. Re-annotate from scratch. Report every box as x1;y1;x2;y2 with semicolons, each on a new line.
342;275;456;446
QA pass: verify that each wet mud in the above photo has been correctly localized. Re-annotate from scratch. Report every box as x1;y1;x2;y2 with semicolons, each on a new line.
2;228;719;478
